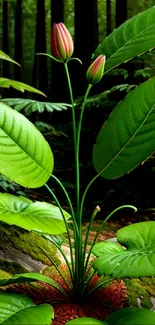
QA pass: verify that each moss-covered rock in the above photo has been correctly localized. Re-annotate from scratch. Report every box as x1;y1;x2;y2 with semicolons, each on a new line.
0;222;60;274
124;277;155;309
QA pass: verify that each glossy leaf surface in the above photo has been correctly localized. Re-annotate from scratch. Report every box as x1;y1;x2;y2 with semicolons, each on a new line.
105;307;155;325
93;221;155;277
0;292;53;324
0;193;70;234
0;272;68;297
93;77;155;179
93;7;155;74
0;103;53;188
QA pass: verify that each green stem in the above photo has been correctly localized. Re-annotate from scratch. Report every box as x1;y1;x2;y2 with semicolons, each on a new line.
85;277;113;297
79;173;100;223
84;205;137;273
76;83;92;222
40;247;71;294
82;205;100;265
80;269;95;296
45;183;74;279
64;63;78;215
50;174;78;235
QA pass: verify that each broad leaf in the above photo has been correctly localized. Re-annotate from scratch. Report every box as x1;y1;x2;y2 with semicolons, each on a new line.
0;272;68;297
93;221;155;278
0;102;53;188
0;98;70;116
66;318;107;325
0;193;70;234
0;78;46;97
93;7;155;74
0;292;53;324
93;77;155;179
105;307;155;325
0;50;20;66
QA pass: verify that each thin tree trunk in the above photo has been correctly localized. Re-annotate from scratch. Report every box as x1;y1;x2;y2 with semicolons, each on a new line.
32;0;48;96
50;0;65;101
14;0;24;81
2;0;9;78
106;0;112;35
116;0;127;27
74;0;98;97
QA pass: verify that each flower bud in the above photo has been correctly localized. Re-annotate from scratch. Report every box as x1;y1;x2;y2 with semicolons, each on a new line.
51;22;74;62
86;55;106;84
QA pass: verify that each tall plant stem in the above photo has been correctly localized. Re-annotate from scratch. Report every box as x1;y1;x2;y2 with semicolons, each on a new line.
40;247;72;294
76;83;92;223
50;174;78;236
64;63;79;215
45;183;74;280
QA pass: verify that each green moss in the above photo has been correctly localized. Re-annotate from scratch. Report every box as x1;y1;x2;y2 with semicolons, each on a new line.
139;277;155;296
0;269;11;279
0;222;60;269
124;278;152;309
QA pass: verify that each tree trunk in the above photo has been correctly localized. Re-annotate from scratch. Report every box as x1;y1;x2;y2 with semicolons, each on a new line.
32;0;48;96
106;0;112;35
50;0;65;101
2;0;10;78
14;0;24;81
116;0;127;27
74;0;98;97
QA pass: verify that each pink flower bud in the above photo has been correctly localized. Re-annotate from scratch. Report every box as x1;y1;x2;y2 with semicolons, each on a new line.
86;55;106;84
51;22;74;62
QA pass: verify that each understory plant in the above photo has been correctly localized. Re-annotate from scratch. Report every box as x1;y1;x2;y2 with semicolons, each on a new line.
0;6;155;325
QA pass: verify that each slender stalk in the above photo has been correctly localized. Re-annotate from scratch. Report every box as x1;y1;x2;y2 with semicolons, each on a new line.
84;205;137;273
83;205;100;265
85;277;113;297
49;236;74;283
76;83;92;221
64;63;79;216
40;247;72;293
50;174;78;235
80;269;95;296
45;183;74;279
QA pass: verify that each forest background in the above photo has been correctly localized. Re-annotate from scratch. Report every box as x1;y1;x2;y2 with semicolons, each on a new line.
0;0;155;219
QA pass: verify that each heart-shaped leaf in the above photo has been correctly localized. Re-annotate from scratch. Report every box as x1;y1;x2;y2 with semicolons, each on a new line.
105;307;155;325
93;77;155;179
0;102;53;188
0;292;53;324
93;221;155;277
93;7;155;74
0;272;68;297
0;193;70;234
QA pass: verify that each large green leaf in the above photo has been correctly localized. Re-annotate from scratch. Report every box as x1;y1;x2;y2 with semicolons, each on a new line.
0;272;68;297
0;292;53;324
66;318;107;325
0;98;70;116
93;221;155;278
0;78;46;97
93;7;155;74
93;77;155;179
0;193;70;234
105;307;155;325
0;50;20;66
0;102;53;188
